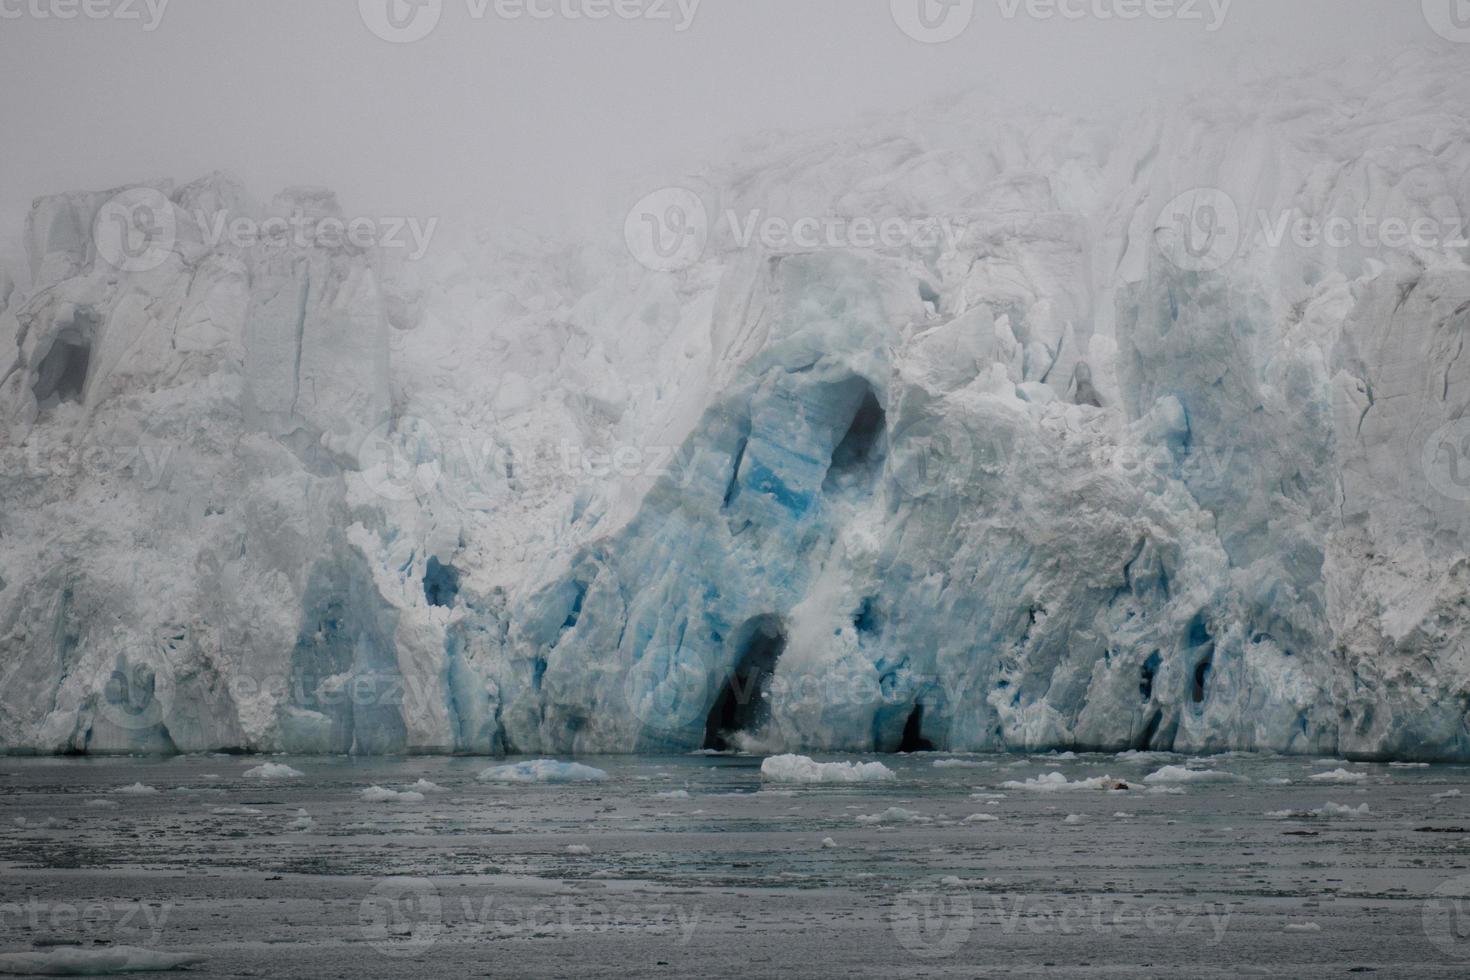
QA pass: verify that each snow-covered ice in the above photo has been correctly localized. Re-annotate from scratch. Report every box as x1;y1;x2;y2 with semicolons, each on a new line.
3;52;1470;761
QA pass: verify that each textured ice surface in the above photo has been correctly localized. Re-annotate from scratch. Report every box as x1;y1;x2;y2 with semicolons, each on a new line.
3;52;1470;759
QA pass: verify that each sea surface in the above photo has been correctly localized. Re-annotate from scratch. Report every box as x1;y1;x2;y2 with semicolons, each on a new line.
4;752;1470;977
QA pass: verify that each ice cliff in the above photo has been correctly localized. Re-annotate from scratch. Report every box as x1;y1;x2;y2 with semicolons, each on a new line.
3;50;1470;759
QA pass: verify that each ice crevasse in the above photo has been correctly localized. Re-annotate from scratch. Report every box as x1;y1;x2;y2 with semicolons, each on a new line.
2;50;1470;760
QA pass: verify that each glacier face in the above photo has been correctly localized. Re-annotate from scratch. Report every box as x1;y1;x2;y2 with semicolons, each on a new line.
3;51;1470;759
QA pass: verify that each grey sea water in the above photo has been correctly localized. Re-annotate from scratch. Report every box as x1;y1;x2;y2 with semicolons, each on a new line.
3;752;1470;978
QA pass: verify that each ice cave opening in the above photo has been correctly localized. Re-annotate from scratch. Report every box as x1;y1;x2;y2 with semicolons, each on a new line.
423;557;461;608
823;386;886;494
32;336;92;408
898;704;935;752
702;616;786;751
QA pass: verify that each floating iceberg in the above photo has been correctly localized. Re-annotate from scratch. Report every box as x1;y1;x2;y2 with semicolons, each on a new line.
242;763;303;780
760;754;895;784
478;760;609;784
359;786;426;803
1001;772;1131;792
1143;766;1242;784
0;946;206;975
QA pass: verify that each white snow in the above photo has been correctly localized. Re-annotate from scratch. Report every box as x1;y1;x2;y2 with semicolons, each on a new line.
478;760;609;784
759;755;895;784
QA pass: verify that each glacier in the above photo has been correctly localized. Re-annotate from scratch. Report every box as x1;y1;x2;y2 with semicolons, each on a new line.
2;50;1470;760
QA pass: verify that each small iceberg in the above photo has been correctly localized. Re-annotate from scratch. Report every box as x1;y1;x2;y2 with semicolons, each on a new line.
0;945;207;975
759;754;895;784
478;760;609;784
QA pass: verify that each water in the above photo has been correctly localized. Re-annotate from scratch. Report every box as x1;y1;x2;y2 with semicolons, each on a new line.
3;752;1470;977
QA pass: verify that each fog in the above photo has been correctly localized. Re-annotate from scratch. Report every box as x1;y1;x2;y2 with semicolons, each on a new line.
0;0;1445;261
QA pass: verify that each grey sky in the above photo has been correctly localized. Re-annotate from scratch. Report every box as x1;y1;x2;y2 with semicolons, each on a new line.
0;0;1449;264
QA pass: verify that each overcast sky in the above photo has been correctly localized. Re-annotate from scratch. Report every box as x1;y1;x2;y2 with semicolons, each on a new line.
0;0;1451;262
